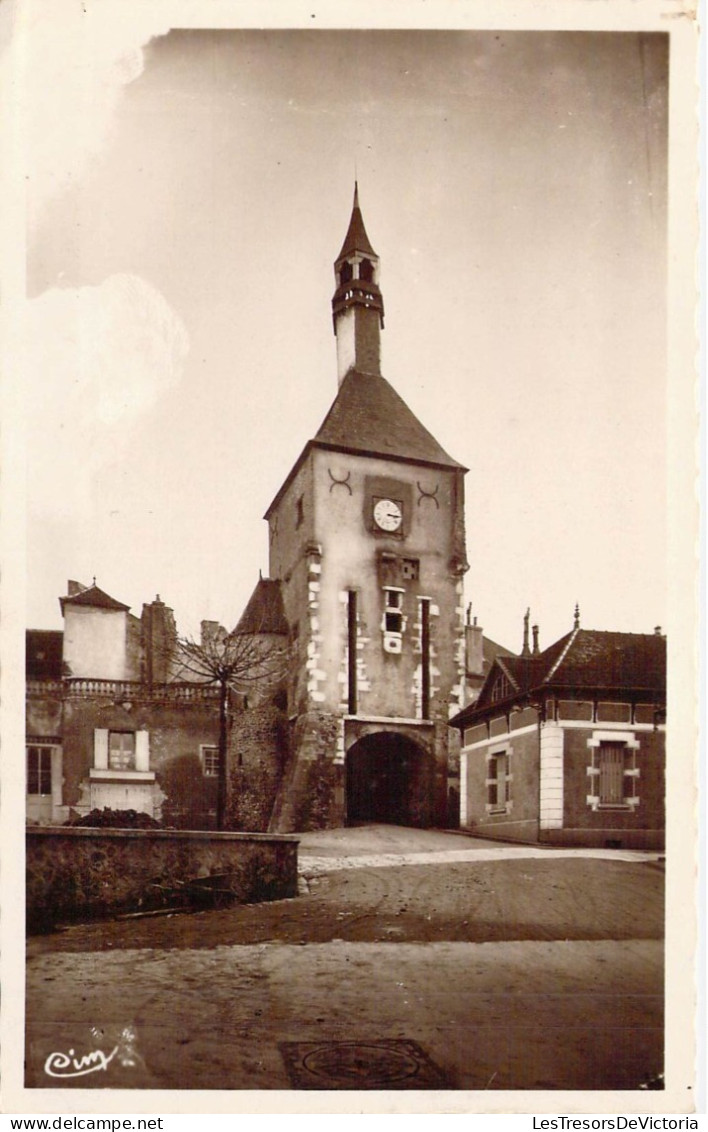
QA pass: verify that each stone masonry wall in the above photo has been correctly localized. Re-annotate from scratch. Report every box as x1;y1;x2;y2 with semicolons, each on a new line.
27;827;299;929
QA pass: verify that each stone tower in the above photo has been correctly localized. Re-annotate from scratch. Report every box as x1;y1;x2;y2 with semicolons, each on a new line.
266;186;468;831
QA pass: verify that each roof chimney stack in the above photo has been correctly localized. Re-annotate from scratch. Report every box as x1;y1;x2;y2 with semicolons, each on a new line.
521;608;531;657
532;624;540;656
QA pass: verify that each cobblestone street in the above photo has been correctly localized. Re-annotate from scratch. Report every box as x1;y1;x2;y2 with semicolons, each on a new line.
25;827;665;1096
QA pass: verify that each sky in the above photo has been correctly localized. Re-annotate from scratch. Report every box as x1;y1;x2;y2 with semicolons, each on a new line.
24;18;669;651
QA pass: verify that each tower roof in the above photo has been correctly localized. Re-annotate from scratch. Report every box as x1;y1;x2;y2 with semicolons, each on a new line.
59;583;130;614
265;370;465;519
234;578;289;636
315;369;464;469
336;183;377;261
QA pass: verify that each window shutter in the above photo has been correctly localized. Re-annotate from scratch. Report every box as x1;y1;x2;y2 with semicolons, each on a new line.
94;729;108;769
135;731;150;772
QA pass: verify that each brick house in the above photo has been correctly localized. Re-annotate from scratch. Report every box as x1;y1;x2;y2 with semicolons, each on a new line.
450;614;666;849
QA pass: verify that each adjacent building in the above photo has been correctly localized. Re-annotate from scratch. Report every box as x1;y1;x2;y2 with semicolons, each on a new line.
26;581;221;827
450;612;666;849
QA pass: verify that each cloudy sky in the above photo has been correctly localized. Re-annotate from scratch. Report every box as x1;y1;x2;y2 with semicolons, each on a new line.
25;16;669;650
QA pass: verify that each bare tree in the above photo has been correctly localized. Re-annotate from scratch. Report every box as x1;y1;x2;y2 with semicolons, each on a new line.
172;622;290;829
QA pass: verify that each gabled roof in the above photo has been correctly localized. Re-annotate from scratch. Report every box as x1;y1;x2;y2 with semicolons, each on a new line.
60;584;130;614
336;183;377;261
26;630;64;680
234;578;289;636
451;628;666;729
314;369;465;470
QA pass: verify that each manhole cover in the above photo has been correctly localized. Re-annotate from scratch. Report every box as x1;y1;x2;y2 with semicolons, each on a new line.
279;1039;450;1090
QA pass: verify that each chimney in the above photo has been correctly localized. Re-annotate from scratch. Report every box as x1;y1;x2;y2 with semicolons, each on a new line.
465;618;484;678
142;596;176;684
574;603;581;630
521;609;530;657
532;624;540;656
201;620;227;649
654;625;662;635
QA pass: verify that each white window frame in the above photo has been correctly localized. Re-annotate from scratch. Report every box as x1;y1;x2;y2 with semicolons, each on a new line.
26;744;54;796
586;731;640;811
91;729;153;781
485;745;513;814
200;744;220;778
382;586;406;654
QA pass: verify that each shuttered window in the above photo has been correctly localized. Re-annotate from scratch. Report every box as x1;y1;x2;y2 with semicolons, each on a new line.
488;752;510;811
599;741;630;805
108;731;136;770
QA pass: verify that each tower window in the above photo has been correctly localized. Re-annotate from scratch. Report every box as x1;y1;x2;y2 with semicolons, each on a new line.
382;588;404;635
360;258;374;283
339;261;353;286
296;495;304;529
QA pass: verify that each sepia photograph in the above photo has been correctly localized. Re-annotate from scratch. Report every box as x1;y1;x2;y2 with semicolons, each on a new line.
1;0;700;1116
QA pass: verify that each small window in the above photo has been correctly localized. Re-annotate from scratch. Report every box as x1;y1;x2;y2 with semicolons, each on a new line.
296;495;304;529
489;672;512;703
598;741;633;806
401;558;419;581
27;745;52;796
487;752;510;812
383;588;403;634
202;746;220;777
108;731;136;771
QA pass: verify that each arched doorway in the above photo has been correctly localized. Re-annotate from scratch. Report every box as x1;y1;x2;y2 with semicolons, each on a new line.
345;732;433;828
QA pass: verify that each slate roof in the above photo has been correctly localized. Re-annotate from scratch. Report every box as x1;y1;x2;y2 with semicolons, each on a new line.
265;369;465;519
336;184;377;261
59;584;130;614
314;369;464;470
234;578;289;636
451;628;666;729
26;629;64;680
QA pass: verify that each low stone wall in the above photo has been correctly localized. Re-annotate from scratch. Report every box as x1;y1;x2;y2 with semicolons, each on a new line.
26;826;299;929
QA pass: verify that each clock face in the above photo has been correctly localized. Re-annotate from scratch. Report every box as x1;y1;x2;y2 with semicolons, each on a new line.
373;498;403;532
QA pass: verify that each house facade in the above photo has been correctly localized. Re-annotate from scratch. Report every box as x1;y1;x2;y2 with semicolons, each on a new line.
26;582;221;827
450;617;666;849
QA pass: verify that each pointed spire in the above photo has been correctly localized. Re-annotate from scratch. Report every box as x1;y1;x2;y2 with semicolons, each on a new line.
336;182;377;261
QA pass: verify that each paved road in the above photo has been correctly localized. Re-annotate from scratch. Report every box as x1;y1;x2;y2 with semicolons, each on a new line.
24;825;664;1097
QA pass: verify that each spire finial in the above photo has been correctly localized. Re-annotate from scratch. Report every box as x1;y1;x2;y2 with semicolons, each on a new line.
574;603;580;629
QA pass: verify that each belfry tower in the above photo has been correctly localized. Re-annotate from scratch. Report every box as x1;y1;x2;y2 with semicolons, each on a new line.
265;186;468;831
331;183;385;383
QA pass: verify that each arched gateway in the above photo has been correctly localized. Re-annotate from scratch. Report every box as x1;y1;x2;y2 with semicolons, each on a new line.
345;732;434;828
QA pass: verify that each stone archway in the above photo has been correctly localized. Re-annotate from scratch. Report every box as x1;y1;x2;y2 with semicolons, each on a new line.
345;732;434;828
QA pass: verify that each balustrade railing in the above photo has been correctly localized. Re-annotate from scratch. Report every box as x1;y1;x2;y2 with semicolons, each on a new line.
27;678;220;702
